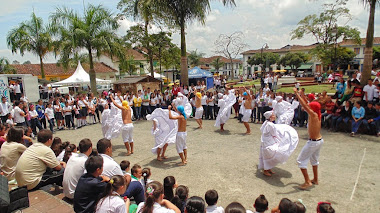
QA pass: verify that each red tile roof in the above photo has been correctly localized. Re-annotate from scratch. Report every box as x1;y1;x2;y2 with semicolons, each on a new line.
200;56;242;64
12;62;117;76
339;37;380;46
242;44;318;55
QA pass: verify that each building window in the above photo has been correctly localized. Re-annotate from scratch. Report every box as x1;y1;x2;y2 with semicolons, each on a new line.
248;56;251;60
140;64;144;68
354;48;360;55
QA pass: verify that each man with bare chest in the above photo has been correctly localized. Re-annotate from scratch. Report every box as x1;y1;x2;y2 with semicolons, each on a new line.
241;88;252;135
169;105;188;166
110;94;134;156
293;88;323;190
194;92;203;129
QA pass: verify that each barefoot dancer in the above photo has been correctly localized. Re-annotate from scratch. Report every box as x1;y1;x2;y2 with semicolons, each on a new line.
215;89;236;132
110;94;134;156
169;105;187;166
146;108;178;161
259;111;299;177
241;89;252;135
194;92;203;129
293;88;323;190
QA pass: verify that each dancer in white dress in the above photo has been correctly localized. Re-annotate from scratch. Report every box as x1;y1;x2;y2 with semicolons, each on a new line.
273;96;294;125
259;111;299;176
101;104;111;137
215;90;236;131
146;108;178;161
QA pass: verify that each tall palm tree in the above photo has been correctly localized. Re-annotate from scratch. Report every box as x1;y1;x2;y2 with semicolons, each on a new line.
188;50;205;67
210;57;225;73
51;4;121;95
118;0;156;76
0;57;16;74
361;0;378;85
6;12;52;79
154;0;235;85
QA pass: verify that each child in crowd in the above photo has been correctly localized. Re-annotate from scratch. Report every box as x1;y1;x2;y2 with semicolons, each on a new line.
120;160;131;176
136;181;180;213
122;164;144;205
185;196;206;213
205;189;224;213
317;202;335;213
74;155;110;213
270;198;297;213
6;113;14;127
62;144;77;163
254;195;268;213
45;103;55;132
141;167;152;189
225;202;246;213
172;185;189;213
294;200;306;213
95;175;130;213
164;176;177;201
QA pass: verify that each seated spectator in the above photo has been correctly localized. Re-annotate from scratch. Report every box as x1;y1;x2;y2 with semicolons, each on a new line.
95;175;130;213
63;144;77;163
136;181;180;213
334;77;346;99
185;196;205;213
74;155;109;213
22;126;33;147
330;101;342;132
172;185;189;213
321;96;334;128
0;124;8;148
362;101;378;134
141;167;152;189
164;176;177;201
0;127;27;180
97;138;124;178
335;101;352;132
254;195;268;213
270;198;297;213
225;202;247;213
349;80;363;104
63;138;93;199
317;202;335;213
294;200;306;213
122;164;144;205
15;129;65;190
373;103;380;137
205;189;224;213
351;101;365;137
339;80;354;104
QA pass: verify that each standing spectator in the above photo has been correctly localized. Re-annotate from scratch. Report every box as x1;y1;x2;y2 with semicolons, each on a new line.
363;79;376;104
133;91;142;120
36;99;47;129
351;101;365;137
63;102;75;129
14;101;26;127
207;92;214;120
14;81;22;101
201;91;207;119
29;104;43;136
0;96;11;124
45;102;55;132
273;74;278;92
150;93;157;112
268;74;273;90
172;83;180;97
142;90;151;119
15;129;65;190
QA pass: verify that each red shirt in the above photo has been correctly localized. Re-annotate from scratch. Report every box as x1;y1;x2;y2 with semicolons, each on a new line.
353;87;363;98
172;87;180;96
325;102;335;114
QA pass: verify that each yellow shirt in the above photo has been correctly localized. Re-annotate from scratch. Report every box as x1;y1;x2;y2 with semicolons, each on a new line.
133;97;142;107
0;142;26;180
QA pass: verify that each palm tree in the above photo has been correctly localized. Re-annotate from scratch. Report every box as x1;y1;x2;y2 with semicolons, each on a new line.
0;57;16;74
361;0;378;85
154;0;235;85
118;0;156;76
188;50;205;67
6;12;52;79
57;53;89;70
51;4;121;95
210;57;225;73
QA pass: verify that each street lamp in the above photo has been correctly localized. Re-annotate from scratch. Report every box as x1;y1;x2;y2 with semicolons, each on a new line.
261;43;269;75
331;26;338;72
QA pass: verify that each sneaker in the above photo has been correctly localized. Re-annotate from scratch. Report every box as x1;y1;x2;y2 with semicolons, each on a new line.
350;132;355;137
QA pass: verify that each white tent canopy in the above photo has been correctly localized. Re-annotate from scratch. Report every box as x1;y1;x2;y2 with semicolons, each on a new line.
147;72;166;79
52;62;110;86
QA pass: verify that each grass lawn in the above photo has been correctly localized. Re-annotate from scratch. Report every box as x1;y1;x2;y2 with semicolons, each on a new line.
277;84;336;94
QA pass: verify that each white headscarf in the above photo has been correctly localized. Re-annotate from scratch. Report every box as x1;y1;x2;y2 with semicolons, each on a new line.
264;111;274;120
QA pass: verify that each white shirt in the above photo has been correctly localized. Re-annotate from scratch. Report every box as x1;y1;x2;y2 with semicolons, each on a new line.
100;154;124;178
13;106;25;123
96;192;127;213
201;95;207;105
29;110;38;119
1;102;11;116
207;97;214;106
363;84;376;101
63;153;88;199
20;96;29;104
45;107;55;119
137;202;175;213
6;119;13;126
14;84;21;93
63;106;72;116
374;88;379;98
206;205;224;213
78;100;86;108
263;87;270;94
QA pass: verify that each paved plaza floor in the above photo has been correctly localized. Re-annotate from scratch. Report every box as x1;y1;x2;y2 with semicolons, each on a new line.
26;117;380;212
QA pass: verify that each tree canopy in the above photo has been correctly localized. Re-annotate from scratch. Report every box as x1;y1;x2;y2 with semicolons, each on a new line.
188;50;205;67
278;52;310;71
247;52;280;70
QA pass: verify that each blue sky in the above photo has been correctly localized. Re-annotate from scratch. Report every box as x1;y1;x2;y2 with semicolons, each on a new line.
0;0;379;64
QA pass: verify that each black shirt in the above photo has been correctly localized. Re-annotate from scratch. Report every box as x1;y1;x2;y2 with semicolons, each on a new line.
73;173;107;213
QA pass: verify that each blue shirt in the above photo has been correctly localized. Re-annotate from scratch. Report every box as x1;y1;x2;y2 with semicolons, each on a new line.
122;180;145;205
36;104;45;119
74;173;107;213
352;107;365;119
336;82;346;94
